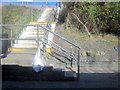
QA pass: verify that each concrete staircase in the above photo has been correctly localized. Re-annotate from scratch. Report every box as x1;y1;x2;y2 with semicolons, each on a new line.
46;53;77;79
2;7;78;81
13;8;53;49
13;25;46;49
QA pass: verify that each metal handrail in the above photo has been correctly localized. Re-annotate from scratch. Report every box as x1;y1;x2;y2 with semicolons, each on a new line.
46;39;77;60
0;24;80;49
40;25;80;49
40;39;76;60
1;23;80;78
0;5;80;78
42;23;80;78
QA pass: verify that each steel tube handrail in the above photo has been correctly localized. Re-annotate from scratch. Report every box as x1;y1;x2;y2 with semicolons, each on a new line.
40;39;77;61
47;39;77;60
1;23;80;79
0;24;80;49
0;38;36;40
40;25;80;49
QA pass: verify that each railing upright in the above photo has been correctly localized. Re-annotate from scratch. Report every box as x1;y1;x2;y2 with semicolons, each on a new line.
37;25;40;48
77;49;80;79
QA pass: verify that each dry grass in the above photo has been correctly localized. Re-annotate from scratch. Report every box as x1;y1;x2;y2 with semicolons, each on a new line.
63;28;118;43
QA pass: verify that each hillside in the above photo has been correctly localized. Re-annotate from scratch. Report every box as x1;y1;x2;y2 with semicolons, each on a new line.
2;4;41;24
2;3;41;37
55;2;119;62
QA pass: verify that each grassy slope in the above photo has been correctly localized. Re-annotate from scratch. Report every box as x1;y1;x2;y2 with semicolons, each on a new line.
2;4;40;37
55;24;118;57
57;2;119;57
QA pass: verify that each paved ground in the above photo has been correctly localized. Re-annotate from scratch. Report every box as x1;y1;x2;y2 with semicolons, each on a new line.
2;52;118;73
1;52;35;66
1;52;119;88
2;73;119;88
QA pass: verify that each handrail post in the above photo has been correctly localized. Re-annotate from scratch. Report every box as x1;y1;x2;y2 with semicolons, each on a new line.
37;25;39;48
77;49;80;79
10;29;13;48
71;57;73;67
43;25;47;56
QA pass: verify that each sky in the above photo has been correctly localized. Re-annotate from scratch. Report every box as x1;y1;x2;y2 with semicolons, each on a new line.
0;0;59;2
0;0;119;2
0;0;59;6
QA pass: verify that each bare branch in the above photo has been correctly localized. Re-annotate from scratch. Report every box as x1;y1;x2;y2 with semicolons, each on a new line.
72;13;92;37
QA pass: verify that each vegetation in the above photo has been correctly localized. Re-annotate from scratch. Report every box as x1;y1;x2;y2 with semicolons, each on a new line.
63;28;118;43
59;2;120;36
2;4;40;37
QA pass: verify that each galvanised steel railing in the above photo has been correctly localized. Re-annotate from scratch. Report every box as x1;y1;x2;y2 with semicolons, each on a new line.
0;3;80;79
0;23;80;79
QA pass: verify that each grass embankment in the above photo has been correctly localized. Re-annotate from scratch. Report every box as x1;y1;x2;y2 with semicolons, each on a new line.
55;24;118;57
64;28;118;43
2;4;40;37
57;2;119;57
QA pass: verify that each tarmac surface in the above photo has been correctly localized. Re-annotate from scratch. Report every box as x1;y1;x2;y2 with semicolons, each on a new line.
2;73;119;88
1;52;119;88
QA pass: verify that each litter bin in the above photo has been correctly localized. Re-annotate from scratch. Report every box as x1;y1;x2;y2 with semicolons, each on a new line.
0;34;10;54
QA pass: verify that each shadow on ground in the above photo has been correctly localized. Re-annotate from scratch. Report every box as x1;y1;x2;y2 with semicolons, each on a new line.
2;65;66;81
2;65;119;88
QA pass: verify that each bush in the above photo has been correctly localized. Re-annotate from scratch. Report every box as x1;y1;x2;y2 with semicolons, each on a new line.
58;8;69;24
62;2;120;36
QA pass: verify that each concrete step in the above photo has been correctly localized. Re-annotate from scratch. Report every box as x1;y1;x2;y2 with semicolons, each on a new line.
21;31;44;34
22;32;44;35
24;29;45;32
45;56;77;80
19;34;43;39
65;71;77;78
25;26;47;30
53;68;65;72
13;44;48;49
2;65;77;81
22;29;44;32
16;40;37;44
13;44;38;48
14;40;44;46
14;43;37;46
14;42;45;46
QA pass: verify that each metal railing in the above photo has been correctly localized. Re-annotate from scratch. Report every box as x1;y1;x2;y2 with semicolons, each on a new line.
0;23;80;78
40;24;80;78
0;3;80;79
